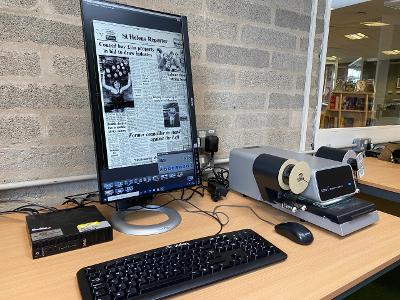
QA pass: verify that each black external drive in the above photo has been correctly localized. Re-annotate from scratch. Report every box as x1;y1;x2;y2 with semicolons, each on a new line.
26;206;113;259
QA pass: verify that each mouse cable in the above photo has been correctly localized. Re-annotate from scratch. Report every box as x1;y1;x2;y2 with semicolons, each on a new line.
211;204;277;227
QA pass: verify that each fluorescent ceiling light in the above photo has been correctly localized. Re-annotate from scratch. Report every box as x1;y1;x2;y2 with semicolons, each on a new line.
327;56;338;61
344;33;368;40
382;49;400;55
361;21;390;26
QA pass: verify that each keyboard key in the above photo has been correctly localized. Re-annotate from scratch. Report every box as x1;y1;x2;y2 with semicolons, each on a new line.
140;274;191;293
95;295;111;300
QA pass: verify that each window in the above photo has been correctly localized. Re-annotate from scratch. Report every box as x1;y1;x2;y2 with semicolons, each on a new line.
315;0;400;148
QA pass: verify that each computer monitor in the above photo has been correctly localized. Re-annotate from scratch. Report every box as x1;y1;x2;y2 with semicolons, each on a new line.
80;0;201;235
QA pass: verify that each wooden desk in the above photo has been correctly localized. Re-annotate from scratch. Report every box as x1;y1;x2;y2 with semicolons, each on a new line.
358;157;400;204
1;193;400;299
360;157;400;194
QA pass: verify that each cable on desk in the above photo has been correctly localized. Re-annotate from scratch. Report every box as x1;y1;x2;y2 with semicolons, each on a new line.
211;204;277;227
0;210;32;216
62;191;99;206
62;191;118;209
136;186;226;235
0;203;58;216
179;199;225;235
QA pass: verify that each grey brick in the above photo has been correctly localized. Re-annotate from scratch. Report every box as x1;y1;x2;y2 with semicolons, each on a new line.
206;44;269;68
289;110;303;128
271;52;307;73
48;0;80;16
0;51;40;76
48;115;92;137
192;66;235;87
264;110;290;127
190;42;202;61
0;144;95;172
125;0;202;10
269;93;304;109
189;16;238;41
0;13;83;48
0;0;37;8
235;113;265;129
275;9;311;31
240;129;265;146
238;69;294;90
204;91;266;110
214;129;243;156
0;84;89;109
300;37;322;53
265;128;300;149
0;115;41;144
235;110;290;129
196;113;235;130
53;55;86;79
300;37;309;51
207;0;271;24
296;76;306;90
261;0;312;14
241;25;296;50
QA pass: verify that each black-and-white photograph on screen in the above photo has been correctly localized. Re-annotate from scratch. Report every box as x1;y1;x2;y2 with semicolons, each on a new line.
99;55;134;112
156;48;185;72
163;103;180;128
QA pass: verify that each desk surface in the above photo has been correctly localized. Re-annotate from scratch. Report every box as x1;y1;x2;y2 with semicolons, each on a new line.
1;193;400;300
359;157;400;194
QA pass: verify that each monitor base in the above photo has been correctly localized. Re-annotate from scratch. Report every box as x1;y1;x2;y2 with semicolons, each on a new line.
111;205;181;235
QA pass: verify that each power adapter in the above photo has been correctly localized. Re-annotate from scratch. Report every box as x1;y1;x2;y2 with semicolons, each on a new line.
208;180;228;202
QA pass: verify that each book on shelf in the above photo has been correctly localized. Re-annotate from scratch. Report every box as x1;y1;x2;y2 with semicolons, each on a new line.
343;117;354;127
329;95;339;109
342;96;365;111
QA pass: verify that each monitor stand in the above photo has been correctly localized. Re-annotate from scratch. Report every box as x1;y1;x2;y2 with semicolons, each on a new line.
110;197;181;235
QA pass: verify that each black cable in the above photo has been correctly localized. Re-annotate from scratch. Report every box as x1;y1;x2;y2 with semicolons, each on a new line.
211;204;277;227
202;162;230;202
179;199;224;235
139;188;201;210
62;191;113;209
15;204;58;212
0;203;58;216
136;187;225;235
64;191;99;200
0;210;33;216
201;155;214;171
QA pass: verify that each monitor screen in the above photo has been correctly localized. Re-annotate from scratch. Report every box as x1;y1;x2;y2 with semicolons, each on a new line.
81;0;201;203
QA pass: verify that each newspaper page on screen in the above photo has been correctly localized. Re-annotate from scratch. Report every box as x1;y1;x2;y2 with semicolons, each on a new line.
93;20;192;169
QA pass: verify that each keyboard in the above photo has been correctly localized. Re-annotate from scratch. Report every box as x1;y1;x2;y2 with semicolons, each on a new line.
77;229;287;299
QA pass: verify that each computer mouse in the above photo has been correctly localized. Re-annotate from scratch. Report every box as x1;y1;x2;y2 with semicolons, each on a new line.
274;222;314;245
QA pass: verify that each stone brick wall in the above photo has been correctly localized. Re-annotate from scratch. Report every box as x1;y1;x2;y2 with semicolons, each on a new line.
0;0;326;206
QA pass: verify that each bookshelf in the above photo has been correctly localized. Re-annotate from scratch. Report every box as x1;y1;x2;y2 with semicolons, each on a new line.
321;91;375;128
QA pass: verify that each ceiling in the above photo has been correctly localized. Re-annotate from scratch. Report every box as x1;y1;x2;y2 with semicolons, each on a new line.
331;0;370;9
327;0;400;63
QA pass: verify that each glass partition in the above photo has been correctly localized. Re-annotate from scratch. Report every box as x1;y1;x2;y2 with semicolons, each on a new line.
320;0;400;129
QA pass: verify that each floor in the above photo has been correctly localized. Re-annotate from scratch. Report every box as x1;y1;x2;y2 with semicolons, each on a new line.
345;265;400;299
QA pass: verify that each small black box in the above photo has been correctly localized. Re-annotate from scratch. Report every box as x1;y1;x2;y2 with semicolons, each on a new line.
26;206;113;259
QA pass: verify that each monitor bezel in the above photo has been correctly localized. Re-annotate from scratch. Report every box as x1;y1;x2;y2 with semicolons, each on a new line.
80;0;201;203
